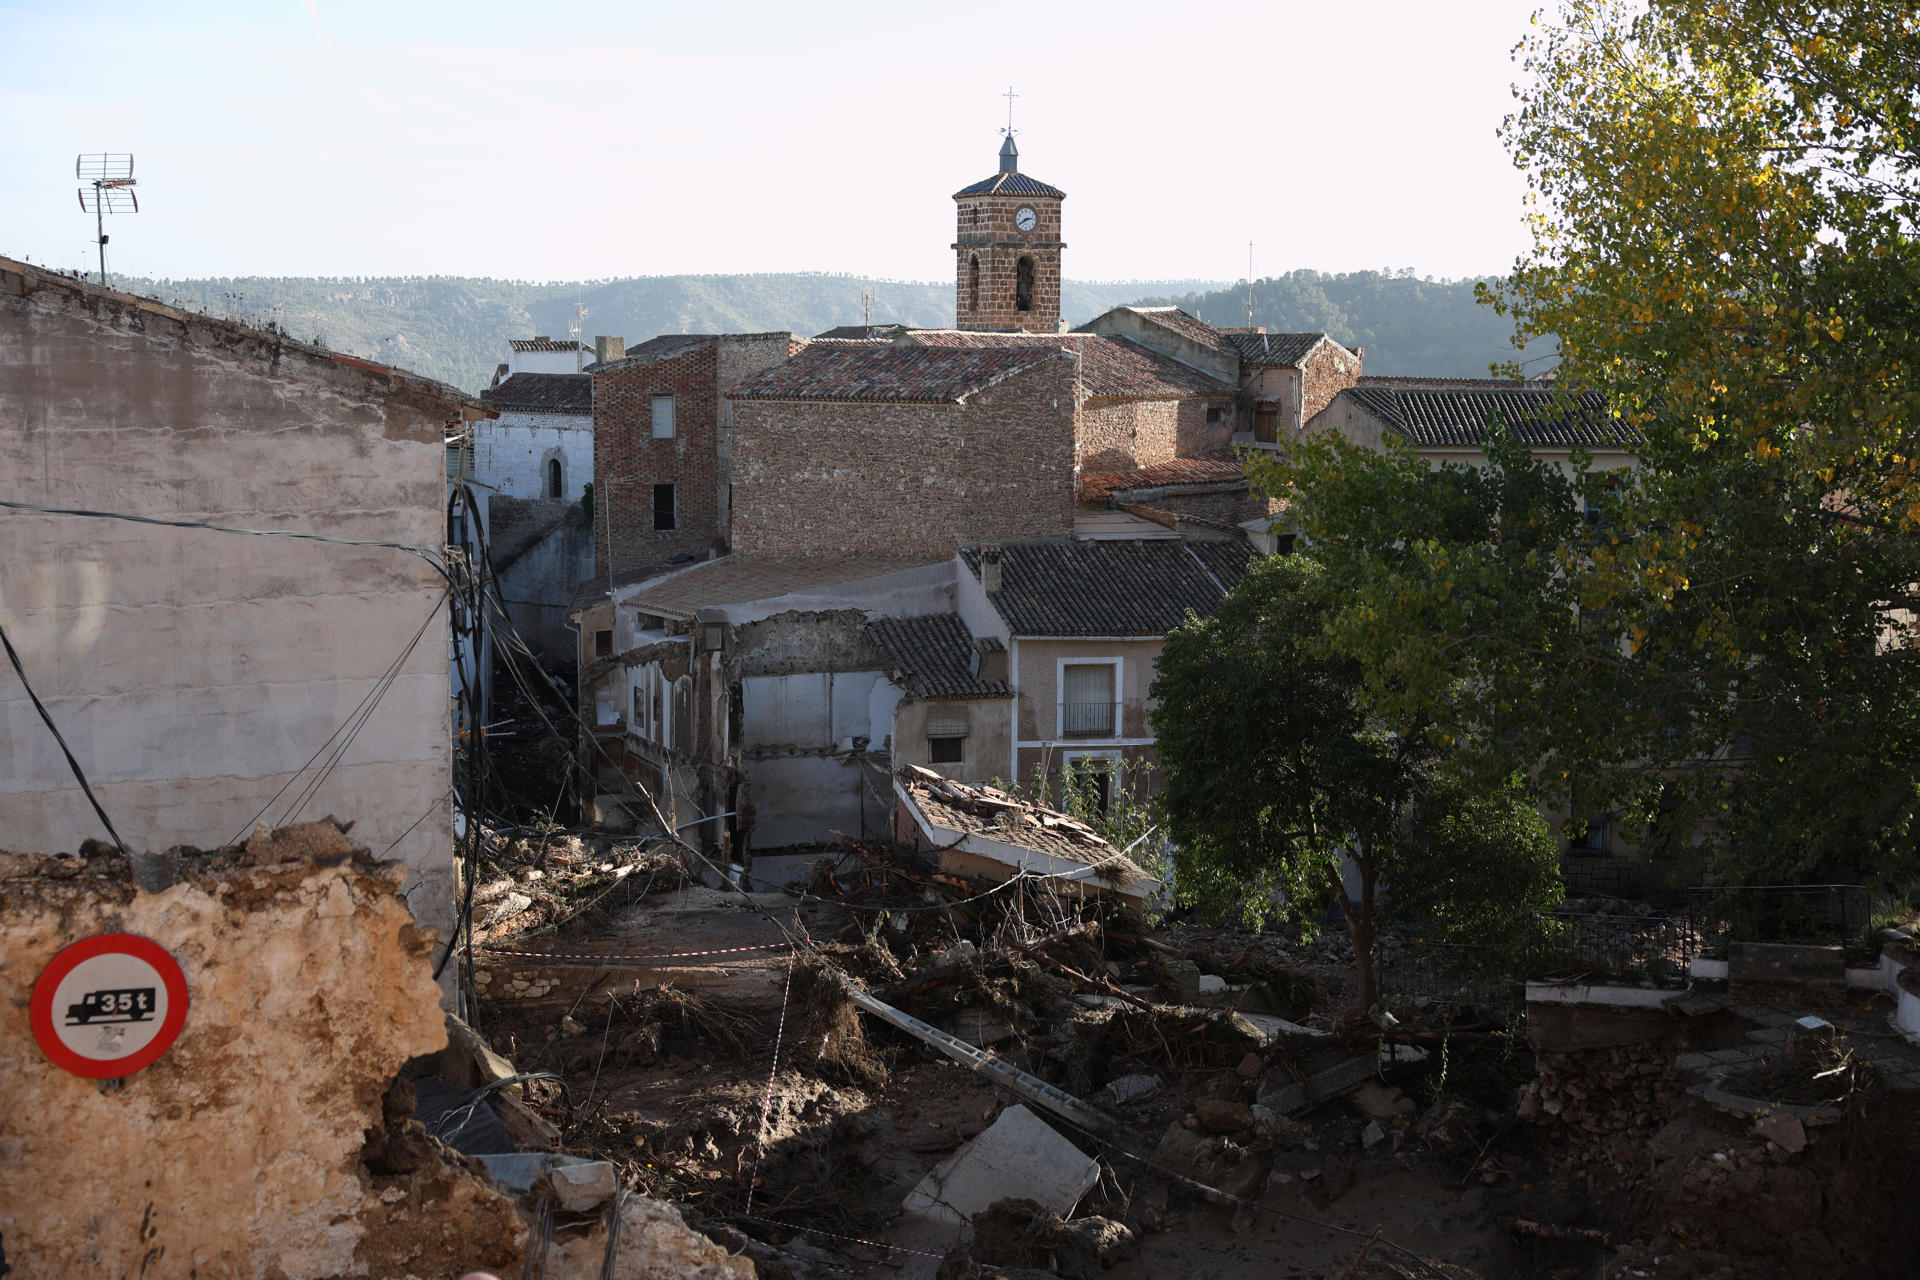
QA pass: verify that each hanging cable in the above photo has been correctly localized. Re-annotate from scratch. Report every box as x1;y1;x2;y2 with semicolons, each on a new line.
0;617;130;855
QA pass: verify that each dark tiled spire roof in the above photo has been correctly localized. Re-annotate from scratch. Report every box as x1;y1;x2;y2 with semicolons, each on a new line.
961;540;1254;637
954;172;1066;198
1342;385;1637;449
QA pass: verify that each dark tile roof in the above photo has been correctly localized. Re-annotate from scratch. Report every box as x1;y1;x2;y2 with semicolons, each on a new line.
906;331;1233;399
509;337;589;353
730;343;1064;403
1339;386;1637;450
480;372;593;414
953;172;1066;198
588;334;715;372
1078;456;1248;502
866;613;1010;701
1226;331;1335;367
1357;375;1524;389
814;324;914;340
961;539;1255;636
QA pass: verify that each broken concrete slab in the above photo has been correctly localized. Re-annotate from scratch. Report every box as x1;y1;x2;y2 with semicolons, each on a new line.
1755;1112;1808;1154
902;1104;1100;1227
1349;1081;1411;1121
1101;1073;1161;1106
547;1161;618;1212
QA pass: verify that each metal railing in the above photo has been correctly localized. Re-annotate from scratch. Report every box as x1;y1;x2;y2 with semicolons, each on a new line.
1685;883;1874;965
1058;700;1119;738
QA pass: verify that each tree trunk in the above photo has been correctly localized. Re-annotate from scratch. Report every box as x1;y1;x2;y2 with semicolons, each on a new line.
1326;860;1379;1011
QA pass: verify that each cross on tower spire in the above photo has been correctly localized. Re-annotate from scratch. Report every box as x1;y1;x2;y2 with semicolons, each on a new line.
1002;86;1019;137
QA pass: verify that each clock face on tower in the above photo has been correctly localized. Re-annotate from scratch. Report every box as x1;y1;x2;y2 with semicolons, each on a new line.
1015;206;1038;232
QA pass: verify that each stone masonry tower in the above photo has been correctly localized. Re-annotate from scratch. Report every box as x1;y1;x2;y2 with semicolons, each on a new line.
953;135;1065;332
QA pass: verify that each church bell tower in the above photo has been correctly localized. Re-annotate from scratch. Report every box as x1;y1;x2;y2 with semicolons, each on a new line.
953;133;1065;332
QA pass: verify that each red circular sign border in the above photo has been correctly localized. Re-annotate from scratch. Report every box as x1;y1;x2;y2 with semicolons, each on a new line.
30;933;190;1080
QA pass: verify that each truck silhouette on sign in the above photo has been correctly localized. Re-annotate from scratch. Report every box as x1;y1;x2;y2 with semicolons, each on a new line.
65;987;157;1025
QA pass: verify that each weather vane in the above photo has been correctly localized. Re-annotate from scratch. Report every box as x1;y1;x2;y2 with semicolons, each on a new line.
1002;86;1019;138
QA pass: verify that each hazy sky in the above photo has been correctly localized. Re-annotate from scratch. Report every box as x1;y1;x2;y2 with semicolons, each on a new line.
1;0;1544;285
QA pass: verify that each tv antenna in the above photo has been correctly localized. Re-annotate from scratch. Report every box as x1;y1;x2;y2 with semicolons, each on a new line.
570;300;589;370
1246;241;1255;327
860;285;876;328
76;154;138;287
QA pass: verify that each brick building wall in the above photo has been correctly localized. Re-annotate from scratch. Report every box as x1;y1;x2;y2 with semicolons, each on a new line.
595;344;720;578
954;193;1063;333
593;334;794;578
731;356;1079;557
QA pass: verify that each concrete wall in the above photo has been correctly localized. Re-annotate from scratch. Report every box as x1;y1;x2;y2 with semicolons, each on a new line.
508;344;586;376
730;356;1079;557
476;408;593;501
0;264;459;934
489;494;595;663
889;695;1015;785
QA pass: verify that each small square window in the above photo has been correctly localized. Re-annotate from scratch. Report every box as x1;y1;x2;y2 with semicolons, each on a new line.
929;736;965;764
1206;406;1225;425
651;395;676;439
594;629;612;658
653;484;676;531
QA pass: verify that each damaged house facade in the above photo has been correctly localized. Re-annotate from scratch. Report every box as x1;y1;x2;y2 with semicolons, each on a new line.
0;257;489;935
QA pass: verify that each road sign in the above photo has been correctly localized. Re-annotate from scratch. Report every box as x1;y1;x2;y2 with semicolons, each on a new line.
30;934;189;1079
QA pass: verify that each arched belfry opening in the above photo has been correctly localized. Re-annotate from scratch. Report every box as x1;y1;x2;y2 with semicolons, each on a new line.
1015;256;1035;313
969;255;980;314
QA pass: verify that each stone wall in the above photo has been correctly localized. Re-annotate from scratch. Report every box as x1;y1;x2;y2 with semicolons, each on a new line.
0;822;758;1280
1077;397;1227;472
730;356;1079;557
0;260;458;938
1298;341;1363;427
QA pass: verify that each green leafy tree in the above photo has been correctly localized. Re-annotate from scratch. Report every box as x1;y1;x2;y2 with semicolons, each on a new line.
1150;554;1432;1008
1474;0;1920;883
1393;770;1565;956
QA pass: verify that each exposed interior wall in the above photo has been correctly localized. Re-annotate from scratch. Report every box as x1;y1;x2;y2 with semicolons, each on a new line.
889;695;1015;785
489;495;597;664
0;264;457;937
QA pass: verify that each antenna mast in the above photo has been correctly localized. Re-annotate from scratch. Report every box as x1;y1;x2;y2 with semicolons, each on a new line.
76;154;138;287
860;285;876;328
570;300;590;371
1246;241;1254;327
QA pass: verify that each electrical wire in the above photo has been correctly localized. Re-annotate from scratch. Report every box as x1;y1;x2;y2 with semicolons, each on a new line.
0;616;130;855
0;498;453;586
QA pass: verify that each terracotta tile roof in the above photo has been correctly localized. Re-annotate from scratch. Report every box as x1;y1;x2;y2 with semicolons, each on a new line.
896;766;1156;895
1077;456;1248;502
1339;385;1638;450
952;172;1066;198
1226;331;1335;367
619;554;948;618
866;613;1009;701
480;372;592;414
961;539;1254;637
729;343;1065;403
509;337;589;353
905;331;1233;400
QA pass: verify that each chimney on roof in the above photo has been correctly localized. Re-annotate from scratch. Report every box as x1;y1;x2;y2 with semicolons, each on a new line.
980;545;1003;593
999;134;1019;174
595;335;626;365
534;335;551;342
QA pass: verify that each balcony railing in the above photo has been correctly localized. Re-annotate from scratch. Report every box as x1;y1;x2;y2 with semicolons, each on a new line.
1059;700;1119;738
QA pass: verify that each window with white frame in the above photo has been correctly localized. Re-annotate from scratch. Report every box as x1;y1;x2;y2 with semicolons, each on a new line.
651;395;676;439
1060;662;1117;738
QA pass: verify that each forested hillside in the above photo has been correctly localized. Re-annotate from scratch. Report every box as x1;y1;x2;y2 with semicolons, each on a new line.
113;267;1547;392
1136;270;1556;377
118;272;1228;393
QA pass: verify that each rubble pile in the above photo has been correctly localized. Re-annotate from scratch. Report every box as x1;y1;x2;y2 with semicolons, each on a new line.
1519;1042;1685;1163
471;824;691;944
